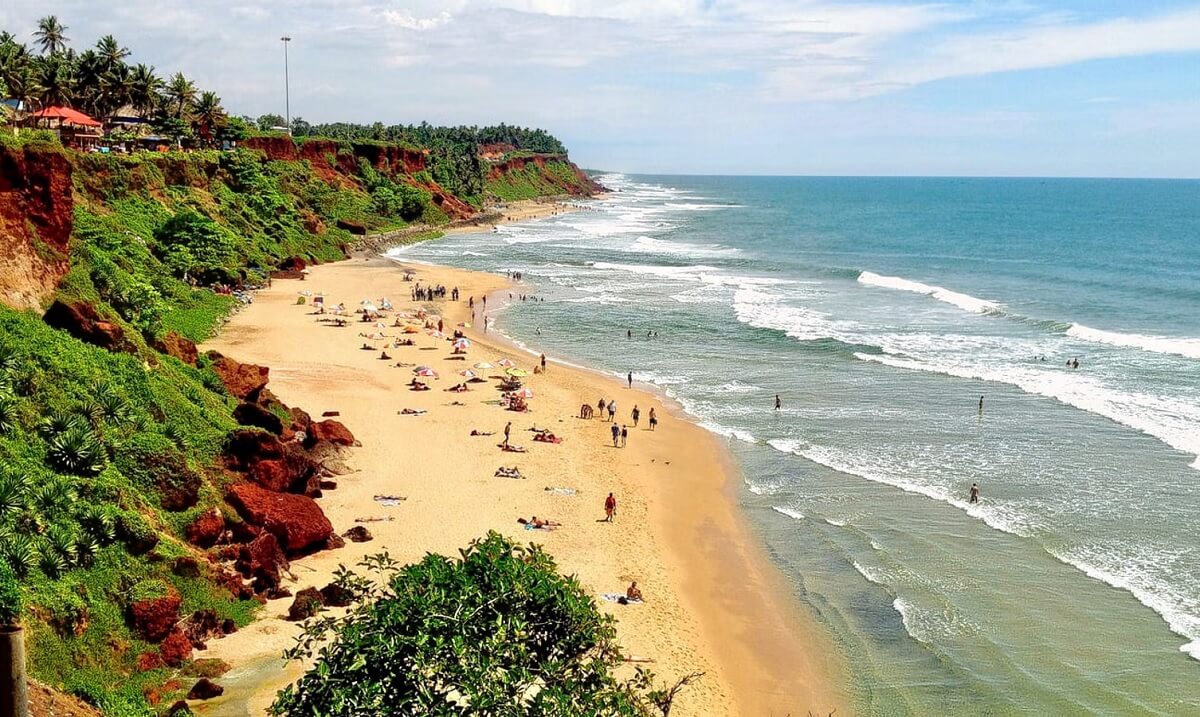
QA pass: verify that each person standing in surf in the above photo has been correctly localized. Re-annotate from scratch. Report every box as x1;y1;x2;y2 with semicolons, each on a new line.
969;483;980;504
775;394;782;410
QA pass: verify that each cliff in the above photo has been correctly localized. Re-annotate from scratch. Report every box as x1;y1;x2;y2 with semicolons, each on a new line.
0;144;74;308
485;153;604;201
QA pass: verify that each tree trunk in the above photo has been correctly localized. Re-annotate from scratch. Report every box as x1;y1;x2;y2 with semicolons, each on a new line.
0;626;29;717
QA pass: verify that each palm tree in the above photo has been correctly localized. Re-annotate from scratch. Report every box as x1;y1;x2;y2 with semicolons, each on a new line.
128;64;162;118
191;90;226;144
164;72;195;119
72;49;104;114
99;62;133;118
34;56;72;108
34;16;69;56
95;35;129;70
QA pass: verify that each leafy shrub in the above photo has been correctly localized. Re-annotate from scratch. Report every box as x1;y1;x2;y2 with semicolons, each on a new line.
48;424;106;475
0;393;18;434
153;210;240;284
272;533;695;716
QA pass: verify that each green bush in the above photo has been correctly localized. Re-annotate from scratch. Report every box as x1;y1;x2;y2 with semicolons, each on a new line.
153;210;240;284
272;533;696;716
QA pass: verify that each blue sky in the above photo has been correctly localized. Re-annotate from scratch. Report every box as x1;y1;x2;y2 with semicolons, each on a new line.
4;1;1200;177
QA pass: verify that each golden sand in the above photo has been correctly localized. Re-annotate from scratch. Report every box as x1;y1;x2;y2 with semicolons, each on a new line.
197;214;846;716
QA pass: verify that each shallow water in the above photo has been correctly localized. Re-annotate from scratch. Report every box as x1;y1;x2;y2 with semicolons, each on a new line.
393;175;1200;715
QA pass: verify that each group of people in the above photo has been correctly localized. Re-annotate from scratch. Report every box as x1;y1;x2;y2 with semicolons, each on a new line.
412;283;456;302
625;329;660;339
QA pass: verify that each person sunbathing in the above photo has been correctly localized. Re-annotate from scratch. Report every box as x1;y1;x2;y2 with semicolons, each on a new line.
394;338;414;346
518;516;560;531
399;408;426;415
446;383;469;393
361;343;373;350
500;443;526;453
533;430;561;444
409;379;429;391
380;351;391;360
470;429;495;436
625;581;644;602
495;466;523;478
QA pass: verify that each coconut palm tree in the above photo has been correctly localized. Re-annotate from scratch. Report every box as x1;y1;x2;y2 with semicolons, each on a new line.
128;64;161;119
164;72;195;119
98;62;133;118
95;35;129;71
34;16;69;56
34;56;72;108
72;49;104;113
191;90;226;145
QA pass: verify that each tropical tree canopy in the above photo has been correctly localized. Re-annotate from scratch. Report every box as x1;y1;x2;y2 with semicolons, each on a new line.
271;533;697;717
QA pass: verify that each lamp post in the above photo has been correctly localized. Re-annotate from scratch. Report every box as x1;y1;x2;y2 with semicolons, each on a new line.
281;35;292;134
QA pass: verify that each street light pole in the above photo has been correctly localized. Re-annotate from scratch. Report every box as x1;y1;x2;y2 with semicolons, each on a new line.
281;36;292;134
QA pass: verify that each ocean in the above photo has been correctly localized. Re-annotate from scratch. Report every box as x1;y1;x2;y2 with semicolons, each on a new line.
390;175;1200;715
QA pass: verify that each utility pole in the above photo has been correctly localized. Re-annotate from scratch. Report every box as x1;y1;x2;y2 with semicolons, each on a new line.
281;35;292;134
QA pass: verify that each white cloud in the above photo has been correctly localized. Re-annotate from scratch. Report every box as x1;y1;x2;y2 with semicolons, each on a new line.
381;10;453;31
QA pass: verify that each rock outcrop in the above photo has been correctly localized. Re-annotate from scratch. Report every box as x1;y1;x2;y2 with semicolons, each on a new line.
206;352;270;400
227;484;332;554
129;588;182;642
0;144;73;309
43;300;131;352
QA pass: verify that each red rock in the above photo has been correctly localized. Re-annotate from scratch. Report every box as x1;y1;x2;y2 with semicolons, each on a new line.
0;145;73;310
173;556;201;578
43;300;130;352
206;352;270;400
137;651;164;671
234;532;290;593
335;218;367;235
152;331;198;365
320;581;355;608
186;609;222;647
342;525;372;543
308;419;356;446
228;484;332;554
215;568;254;600
224;429;283;470
160;628;193;667
185;509;225;548
248;445;320;495
187;678;224;700
129;589;182;642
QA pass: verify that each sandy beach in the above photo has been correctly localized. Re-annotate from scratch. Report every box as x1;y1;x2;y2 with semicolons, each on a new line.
196;216;846;716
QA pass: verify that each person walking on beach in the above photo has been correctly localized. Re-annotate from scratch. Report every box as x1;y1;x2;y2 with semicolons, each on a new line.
541;353;547;372
620;425;628;447
969;483;980;504
607;400;617;422
503;421;512;447
649;407;658;430
604;492;617;522
627;371;633;389
597;397;607;420
611;422;620;447
632;405;640;427
775;394;782;410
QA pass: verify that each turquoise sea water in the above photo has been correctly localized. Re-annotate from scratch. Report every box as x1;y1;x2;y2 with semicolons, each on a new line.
391;175;1200;715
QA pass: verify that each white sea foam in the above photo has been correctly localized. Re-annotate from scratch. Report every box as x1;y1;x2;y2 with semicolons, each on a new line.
1050;546;1200;663
858;271;1001;314
772;506;806;521
626;235;739;258
766;438;806;455
718;380;760;394
852;560;885;585
853;351;1200;470
696;420;757;444
589;261;721;279
892;597;930;643
824;518;847;527
1067;324;1200;360
562;294;630;305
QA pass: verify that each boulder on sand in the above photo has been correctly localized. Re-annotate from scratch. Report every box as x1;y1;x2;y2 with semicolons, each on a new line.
307;419;356;446
226;483;333;553
206;351;270;400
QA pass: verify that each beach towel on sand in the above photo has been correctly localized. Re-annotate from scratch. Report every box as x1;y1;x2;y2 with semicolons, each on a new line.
373;495;406;507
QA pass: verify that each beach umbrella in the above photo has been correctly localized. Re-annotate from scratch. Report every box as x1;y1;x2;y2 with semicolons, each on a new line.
415;367;438;377
366;332;387;340
453;338;472;348
427;329;445;338
473;361;494;369
361;301;379;312
457;322;471;328
374;321;388;328
514;388;534;398
505;368;529;378
458;369;478;379
497;358;516;368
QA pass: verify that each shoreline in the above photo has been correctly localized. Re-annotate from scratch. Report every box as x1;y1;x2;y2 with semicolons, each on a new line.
195;206;846;715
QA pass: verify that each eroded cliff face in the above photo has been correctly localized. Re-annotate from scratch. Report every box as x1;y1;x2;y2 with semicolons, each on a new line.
487;153;604;196
0;145;74;309
242;136;478;219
